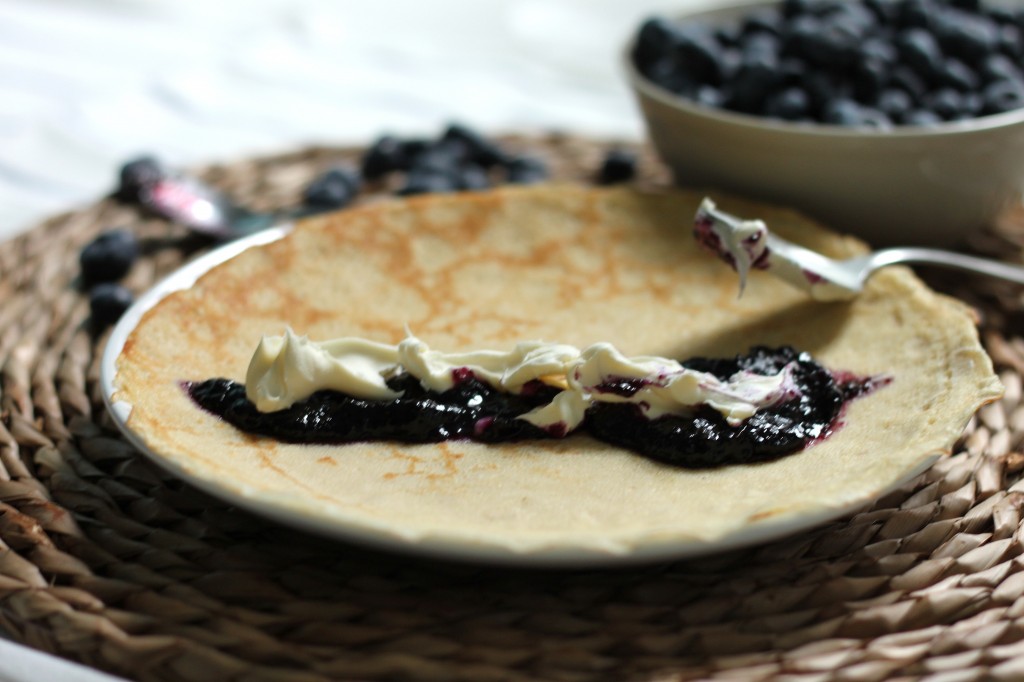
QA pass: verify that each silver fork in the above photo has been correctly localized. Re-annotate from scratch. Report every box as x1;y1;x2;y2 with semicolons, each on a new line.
694;198;1024;301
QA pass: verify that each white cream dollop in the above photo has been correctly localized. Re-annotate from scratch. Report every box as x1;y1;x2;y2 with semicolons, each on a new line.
244;330;800;434
245;330;403;411
694;197;769;294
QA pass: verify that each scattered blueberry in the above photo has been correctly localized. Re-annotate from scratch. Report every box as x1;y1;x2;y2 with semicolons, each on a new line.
457;164;491;191
633;0;1024;125
597;149;637;184
89;283;134;328
117;156;165;201
396;169;459;196
361;135;409;180
80;229;139;284
442;123;508;168
506;156;549;184
302;166;361;210
411;142;464;174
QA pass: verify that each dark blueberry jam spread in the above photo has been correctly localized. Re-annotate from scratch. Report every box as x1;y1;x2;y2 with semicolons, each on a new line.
186;346;880;469
188;373;558;445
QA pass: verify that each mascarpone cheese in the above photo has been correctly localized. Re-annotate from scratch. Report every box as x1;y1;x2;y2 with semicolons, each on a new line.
245;329;800;434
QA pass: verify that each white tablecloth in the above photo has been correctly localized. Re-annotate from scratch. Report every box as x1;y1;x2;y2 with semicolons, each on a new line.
0;0;715;678
0;0;715;241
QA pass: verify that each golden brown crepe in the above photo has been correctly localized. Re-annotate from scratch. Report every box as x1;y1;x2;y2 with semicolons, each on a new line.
113;185;1002;563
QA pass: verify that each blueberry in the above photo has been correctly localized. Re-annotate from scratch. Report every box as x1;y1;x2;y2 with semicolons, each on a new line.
877;88;914;119
410;142;463;174
961;91;984;116
933;10;999;63
396;169;458;196
674;29;726;84
742;10;781;37
939;59;980;92
988;6;1017;25
400;138;430;161
724;48;780;113
864;0;899;24
897;29;945;81
802;69;848;111
902;108;943;125
505;156;549;184
926;88;966;119
635;17;683;67
1000;24;1024;58
853;59;888;101
896;0;934;30
694;85;724;108
825;3;876;33
856;106;891;129
361;136;407;180
890;65;928;102
763;86;810;119
948;0;981;14
782;0;813;19
302;166;360;209
782;15;823;60
981;53;1023;84
89;283;134;327
982;79;1024;114
80;229;139;284
715;24;742;47
441;123;507;168
642;57;696;94
799;21;864;69
596;149;637;184
777;57;808;86
822;98;890;127
822;98;863;125
117;156;165;201
860;37;899;67
456;164;491;191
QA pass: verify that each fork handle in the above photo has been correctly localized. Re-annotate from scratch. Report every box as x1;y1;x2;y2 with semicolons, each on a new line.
875;247;1024;286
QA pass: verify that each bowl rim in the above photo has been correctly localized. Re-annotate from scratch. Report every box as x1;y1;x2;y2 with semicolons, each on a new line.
623;0;1024;140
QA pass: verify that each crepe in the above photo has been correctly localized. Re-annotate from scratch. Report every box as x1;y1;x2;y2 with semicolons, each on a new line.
112;184;1002;564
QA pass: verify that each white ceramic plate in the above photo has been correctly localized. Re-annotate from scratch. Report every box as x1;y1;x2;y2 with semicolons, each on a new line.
100;188;999;567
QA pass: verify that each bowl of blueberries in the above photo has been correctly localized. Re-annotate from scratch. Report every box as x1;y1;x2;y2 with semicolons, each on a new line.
626;0;1024;247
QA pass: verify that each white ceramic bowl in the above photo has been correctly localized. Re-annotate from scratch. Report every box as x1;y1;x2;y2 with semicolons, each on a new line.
624;0;1024;247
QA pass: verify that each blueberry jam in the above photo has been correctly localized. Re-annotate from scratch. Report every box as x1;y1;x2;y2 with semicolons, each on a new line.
188;373;558;445
586;346;868;468
186;346;880;469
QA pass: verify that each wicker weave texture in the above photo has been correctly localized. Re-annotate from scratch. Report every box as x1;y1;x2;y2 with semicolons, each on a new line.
1;135;1024;682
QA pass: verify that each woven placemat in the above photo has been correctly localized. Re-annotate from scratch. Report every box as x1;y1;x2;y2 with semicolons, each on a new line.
3;132;1024;682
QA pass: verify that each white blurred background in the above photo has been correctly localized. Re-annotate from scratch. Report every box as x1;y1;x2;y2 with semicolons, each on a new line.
0;0;719;241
